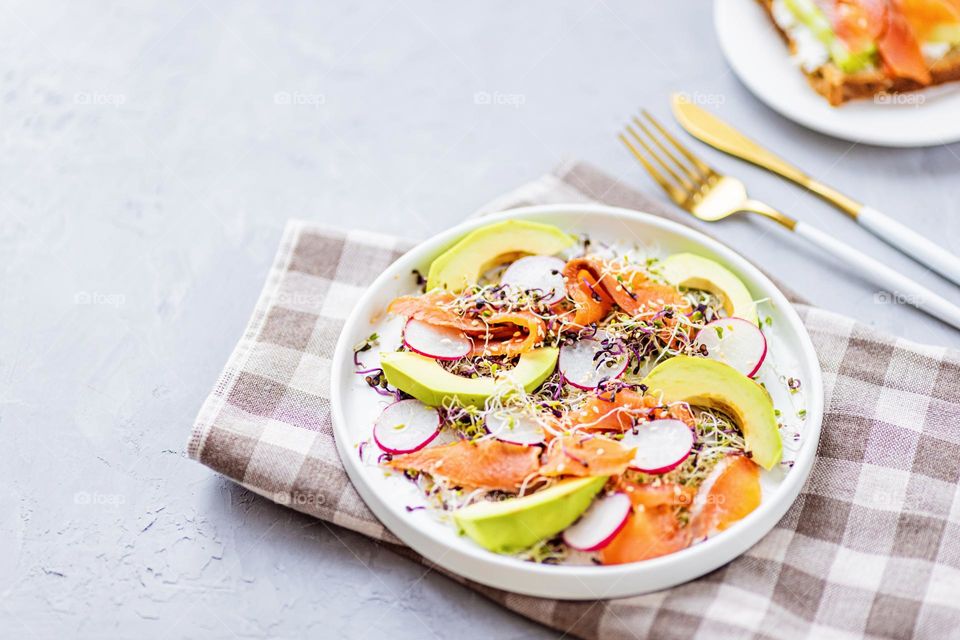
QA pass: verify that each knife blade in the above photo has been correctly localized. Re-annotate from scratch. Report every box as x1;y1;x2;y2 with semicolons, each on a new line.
670;93;960;287
670;93;862;218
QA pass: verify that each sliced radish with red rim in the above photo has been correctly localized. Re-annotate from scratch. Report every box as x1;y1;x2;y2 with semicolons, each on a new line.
559;331;629;390
620;419;694;474
484;411;546;446
694;317;767;377
403;318;472;361
562;492;631;551
373;399;442;454
501;256;567;305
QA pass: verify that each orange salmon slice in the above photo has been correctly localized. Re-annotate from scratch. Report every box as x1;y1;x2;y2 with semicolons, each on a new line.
540;435;635;477
689;454;762;540
599;506;692;565
619;479;695;509
388;293;546;357
600;268;688;316
879;0;933;83
560;259;613;329
572;390;696;432
387;439;541;491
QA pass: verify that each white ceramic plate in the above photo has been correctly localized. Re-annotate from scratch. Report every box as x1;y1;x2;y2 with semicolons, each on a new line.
330;204;823;600
714;0;960;147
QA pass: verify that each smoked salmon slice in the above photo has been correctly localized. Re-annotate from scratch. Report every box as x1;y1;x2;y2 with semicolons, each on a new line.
572;390;658;431
619;479;695;509
560;259;613;330
600;479;695;564
540;435;635;477
869;0;933;83
388;293;546;357
387;439;541;491
830;0;885;51
832;0;933;83
599;506;692;565
468;312;546;357
689;454;762;540
599;267;688;316
559;258;688;327
387;291;463;329
570;389;696;432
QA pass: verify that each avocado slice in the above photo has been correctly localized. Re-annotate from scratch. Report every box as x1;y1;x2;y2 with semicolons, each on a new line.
658;253;758;325
427;220;575;293
642;356;782;470
381;347;558;408
454;476;607;553
782;0;876;73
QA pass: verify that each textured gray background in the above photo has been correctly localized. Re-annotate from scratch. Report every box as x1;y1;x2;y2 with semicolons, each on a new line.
2;1;959;638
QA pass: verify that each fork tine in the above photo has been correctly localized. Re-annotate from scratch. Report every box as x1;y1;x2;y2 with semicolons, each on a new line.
618;130;684;204
641;110;713;178
626;122;692;191
631;116;699;187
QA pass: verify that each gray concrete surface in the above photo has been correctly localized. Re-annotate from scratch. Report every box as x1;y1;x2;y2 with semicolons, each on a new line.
2;1;958;638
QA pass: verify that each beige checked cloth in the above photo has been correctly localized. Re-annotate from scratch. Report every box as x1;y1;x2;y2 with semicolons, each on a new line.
187;162;960;640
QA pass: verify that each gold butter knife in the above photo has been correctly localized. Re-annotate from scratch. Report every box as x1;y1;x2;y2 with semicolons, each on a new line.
671;94;960;287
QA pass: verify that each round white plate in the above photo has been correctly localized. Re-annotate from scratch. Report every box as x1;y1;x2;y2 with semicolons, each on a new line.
330;204;824;600
714;0;960;147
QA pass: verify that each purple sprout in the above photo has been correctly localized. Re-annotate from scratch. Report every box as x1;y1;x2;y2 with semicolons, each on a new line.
371;385;396;398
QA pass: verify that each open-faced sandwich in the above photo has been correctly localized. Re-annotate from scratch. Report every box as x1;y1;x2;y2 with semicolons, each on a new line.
759;0;960;105
353;220;805;565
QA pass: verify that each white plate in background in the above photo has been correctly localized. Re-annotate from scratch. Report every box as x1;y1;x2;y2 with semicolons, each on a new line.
714;0;960;147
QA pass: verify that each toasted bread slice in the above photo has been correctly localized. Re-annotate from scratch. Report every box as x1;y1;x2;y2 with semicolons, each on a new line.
757;0;960;106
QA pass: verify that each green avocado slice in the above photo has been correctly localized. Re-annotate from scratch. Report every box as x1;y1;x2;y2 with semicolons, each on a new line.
381;347;558;408
642;356;782;470
426;220;575;293
454;476;608;553
782;0;876;73
658;253;758;325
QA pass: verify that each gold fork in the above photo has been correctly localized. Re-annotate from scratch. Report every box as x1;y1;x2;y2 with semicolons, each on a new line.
619;111;960;330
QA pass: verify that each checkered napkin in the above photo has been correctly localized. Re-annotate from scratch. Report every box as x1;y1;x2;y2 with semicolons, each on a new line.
188;161;960;640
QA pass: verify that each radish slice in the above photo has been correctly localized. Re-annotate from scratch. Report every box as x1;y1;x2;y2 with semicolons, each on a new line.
620;419;695;474
373;400;442;454
694;317;767;377
562;492;631;551
484;412;546;446
403;318;472;361
559;331;629;390
501;256;567;305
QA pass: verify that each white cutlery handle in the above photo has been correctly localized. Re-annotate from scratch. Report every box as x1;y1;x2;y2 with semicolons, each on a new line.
858;205;960;287
794;221;960;330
